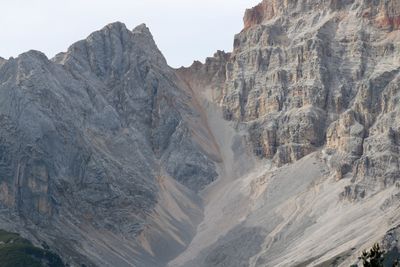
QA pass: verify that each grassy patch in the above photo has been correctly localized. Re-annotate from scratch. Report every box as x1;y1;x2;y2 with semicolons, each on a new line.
0;230;64;267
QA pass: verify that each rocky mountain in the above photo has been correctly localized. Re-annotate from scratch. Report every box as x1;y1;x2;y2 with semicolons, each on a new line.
0;0;400;266
0;23;217;266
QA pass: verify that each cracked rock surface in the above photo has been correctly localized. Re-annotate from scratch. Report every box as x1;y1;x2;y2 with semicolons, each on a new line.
1;1;400;266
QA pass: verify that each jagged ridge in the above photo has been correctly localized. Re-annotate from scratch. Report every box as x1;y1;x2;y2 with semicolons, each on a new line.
0;1;400;267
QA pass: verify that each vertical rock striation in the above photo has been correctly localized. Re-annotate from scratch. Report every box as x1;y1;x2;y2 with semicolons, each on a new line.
1;0;400;266
0;22;217;266
183;0;400;190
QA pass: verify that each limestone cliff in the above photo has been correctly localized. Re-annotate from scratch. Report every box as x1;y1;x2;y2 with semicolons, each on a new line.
182;0;400;192
1;0;400;266
172;1;400;266
0;22;217;266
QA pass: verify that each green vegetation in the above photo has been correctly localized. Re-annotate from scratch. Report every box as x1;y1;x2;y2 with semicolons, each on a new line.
0;229;64;267
360;243;385;267
355;243;400;267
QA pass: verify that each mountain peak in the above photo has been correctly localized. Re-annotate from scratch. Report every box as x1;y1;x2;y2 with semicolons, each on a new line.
132;23;156;43
133;23;150;34
2;2;400;267
18;50;48;60
54;21;166;77
14;50;50;69
243;0;400;30
243;0;275;29
103;21;127;30
89;21;131;43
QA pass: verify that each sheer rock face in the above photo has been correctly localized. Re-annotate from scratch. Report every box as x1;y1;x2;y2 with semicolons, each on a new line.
0;57;5;68
171;1;400;263
54;22;217;192
184;0;400;184
243;0;400;30
0;22;216;266
1;1;400;266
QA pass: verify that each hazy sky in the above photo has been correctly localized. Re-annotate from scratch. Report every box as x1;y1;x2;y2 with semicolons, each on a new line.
0;0;261;67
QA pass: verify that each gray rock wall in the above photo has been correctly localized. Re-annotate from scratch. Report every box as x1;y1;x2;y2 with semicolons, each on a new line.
183;0;400;191
0;22;217;266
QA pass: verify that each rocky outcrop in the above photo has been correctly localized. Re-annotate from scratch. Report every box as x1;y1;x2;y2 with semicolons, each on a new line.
54;22;217;192
0;57;5;68
184;0;400;180
365;0;400;31
243;1;277;29
0;22;217;266
1;0;400;266
243;0;400;31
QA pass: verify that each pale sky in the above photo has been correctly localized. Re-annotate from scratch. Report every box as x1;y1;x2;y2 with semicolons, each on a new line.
0;0;261;67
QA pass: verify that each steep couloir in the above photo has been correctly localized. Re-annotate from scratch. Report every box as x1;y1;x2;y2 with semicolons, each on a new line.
182;0;400;197
0;0;400;266
175;0;400;266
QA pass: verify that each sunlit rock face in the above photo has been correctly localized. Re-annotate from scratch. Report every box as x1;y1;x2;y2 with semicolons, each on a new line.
0;0;400;266
173;2;400;264
184;0;400;183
